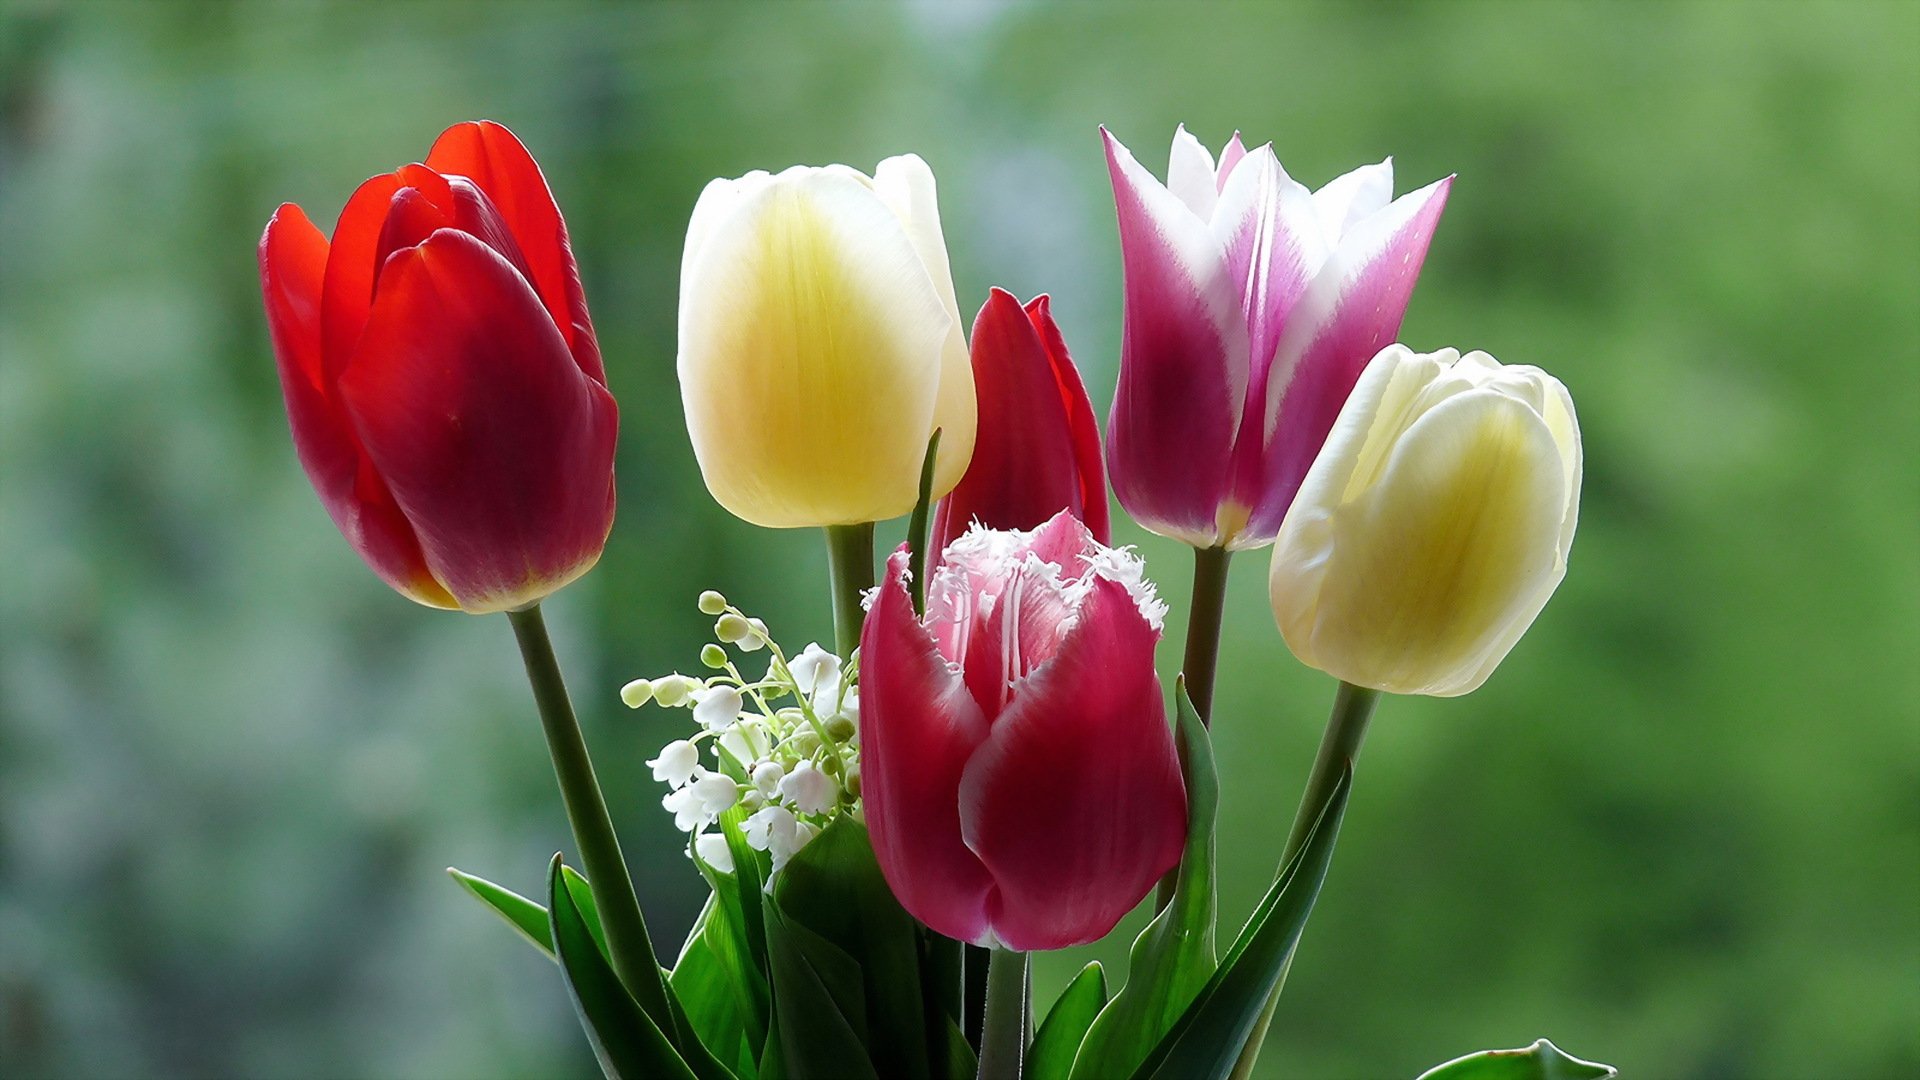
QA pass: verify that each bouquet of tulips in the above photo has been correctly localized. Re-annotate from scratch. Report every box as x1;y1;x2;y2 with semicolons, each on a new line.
258;120;1611;1080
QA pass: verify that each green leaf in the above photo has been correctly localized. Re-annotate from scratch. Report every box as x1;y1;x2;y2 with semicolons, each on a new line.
1132;767;1353;1080
448;867;552;956
1414;1039;1617;1080
906;428;942;616
763;894;878;1079
935;1014;978;1080
1070;684;1220;1079
684;814;771;1062
562;864;608;960
670;897;758;1078
773;816;932;1079
546;854;698;1080
1029;962;1107;1080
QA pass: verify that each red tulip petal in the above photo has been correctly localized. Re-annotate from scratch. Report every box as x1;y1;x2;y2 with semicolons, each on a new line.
958;575;1186;951
425;120;603;385
930;289;1089;554
337;228;616;613
320;172;403;384
859;548;996;945
1025;294;1110;545
260;204;451;608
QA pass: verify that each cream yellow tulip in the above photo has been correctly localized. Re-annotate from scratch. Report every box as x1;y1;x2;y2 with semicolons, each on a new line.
1268;345;1581;696
677;155;976;528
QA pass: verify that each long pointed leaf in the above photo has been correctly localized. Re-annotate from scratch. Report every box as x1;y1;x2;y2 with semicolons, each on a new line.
1414;1039;1617;1080
1070;684;1219;1078
449;867;552;955
1133;767;1353;1080
547;854;698;1080
1029;962;1107;1080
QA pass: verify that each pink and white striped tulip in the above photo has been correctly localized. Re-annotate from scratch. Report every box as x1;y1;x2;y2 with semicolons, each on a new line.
1102;125;1452;550
858;512;1185;951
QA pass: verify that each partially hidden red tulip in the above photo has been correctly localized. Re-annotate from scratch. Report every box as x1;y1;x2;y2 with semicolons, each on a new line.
929;288;1110;555
859;511;1186;951
258;120;616;613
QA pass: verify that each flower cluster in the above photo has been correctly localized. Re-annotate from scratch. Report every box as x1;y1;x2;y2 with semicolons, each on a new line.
622;591;861;877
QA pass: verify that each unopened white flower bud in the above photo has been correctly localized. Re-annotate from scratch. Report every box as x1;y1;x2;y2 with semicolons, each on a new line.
652;674;698;708
646;739;700;788
779;760;841;815
787;731;822;758
691;686;745;731
824;714;856;743
619;679;654;708
693;832;735;874
751;760;786;797
698;590;728;616
715;613;752;643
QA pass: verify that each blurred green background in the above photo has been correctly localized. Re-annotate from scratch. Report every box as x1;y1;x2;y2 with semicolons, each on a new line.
3;1;1916;1077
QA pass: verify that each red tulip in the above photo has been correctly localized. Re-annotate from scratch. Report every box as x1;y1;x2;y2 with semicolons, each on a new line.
859;511;1186;951
929;289;1109;555
258;121;616;613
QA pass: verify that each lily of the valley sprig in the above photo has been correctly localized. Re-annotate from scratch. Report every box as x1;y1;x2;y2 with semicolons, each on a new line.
258;120;1608;1080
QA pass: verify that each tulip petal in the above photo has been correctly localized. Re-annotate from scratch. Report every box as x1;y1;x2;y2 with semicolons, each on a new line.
1244;174;1453;543
1293;389;1568;696
859;549;996;945
1215;132;1248;187
677;168;953;527
1311;158;1394;247
1102;127;1247;546
873;153;977;498
1166;124;1220;220
320;172;403;382
425;120;604;384
260;204;452;608
930;290;1100;554
1027;294;1111;545
958;575;1186;951
338;229;616;613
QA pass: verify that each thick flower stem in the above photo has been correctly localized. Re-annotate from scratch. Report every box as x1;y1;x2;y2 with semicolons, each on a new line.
1157;544;1233;909
1181;545;1233;724
506;605;669;1022
1228;681;1380;1080
825;522;877;658
976;946;1030;1080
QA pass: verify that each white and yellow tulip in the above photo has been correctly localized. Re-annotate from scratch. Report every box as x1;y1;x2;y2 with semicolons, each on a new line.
1269;345;1582;696
677;155;976;527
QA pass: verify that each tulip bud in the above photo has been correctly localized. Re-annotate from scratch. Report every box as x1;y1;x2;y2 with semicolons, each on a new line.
678;155;976;527
860;512;1186;951
1269;346;1581;696
929;289;1110;555
258;121;616;612
1102;125;1451;551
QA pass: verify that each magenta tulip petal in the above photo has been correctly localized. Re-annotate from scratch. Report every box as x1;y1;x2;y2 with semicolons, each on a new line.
958;575;1186;951
426;120;604;384
1245;174;1454;539
859;549;996;945
1026;294;1111;546
1103;127;1246;546
260;205;451;607
338;229;616;612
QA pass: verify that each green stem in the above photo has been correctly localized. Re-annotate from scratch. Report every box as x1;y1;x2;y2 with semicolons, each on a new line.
1180;546;1234;724
975;946;1029;1080
506;605;670;1024
1157;545;1233;909
825;522;877;658
1228;681;1380;1080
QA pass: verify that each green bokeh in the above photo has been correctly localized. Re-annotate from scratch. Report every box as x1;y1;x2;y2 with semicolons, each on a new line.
2;2;1915;1077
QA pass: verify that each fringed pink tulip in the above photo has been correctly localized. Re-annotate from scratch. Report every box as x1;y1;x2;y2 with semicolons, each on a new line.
1102;125;1452;550
929;288;1109;555
258;121;616;613
859;512;1186;951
